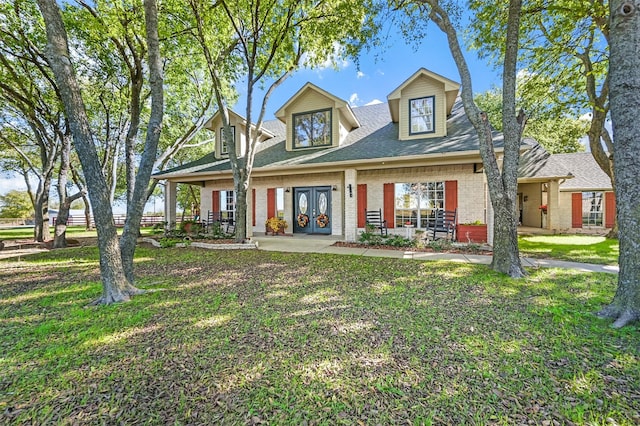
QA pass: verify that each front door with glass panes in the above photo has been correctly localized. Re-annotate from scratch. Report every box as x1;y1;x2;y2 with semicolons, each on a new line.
293;187;332;234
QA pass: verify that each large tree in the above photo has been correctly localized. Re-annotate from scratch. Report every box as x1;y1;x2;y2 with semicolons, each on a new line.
186;0;379;242
475;84;587;154
596;0;640;328
36;0;163;304
469;0;615;232
0;0;64;241
71;0;220;213
401;0;526;277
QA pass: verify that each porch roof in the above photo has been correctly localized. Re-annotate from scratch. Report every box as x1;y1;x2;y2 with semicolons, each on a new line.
555;152;612;191
518;140;612;191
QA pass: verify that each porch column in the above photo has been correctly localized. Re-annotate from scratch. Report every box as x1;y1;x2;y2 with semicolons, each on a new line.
344;169;358;241
246;179;253;239
547;179;560;231
164;180;177;229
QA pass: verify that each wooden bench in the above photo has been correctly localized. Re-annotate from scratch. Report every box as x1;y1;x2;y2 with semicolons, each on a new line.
365;209;388;236
425;209;457;241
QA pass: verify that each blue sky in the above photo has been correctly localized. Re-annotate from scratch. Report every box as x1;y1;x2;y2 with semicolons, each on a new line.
241;26;501;121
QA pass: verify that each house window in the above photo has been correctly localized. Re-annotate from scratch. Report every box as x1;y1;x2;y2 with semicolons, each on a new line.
409;96;435;135
276;188;285;219
293;109;332;148
220;190;235;223
582;191;603;226
219;126;235;155
395;182;444;227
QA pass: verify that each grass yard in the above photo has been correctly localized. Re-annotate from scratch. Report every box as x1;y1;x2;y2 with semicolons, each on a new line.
0;226;155;241
518;235;619;266
1;246;638;425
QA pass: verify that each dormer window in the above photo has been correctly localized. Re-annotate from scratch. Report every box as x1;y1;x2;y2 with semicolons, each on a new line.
219;125;235;155
293;108;332;149
410;96;435;135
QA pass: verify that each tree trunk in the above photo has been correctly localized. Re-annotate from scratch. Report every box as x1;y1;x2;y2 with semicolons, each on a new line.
33;178;51;242
53;207;69;248
426;0;525;277
120;0;164;284
597;0;640;328
53;133;72;249
235;182;247;243
37;0;140;304
491;198;524;276
82;194;92;230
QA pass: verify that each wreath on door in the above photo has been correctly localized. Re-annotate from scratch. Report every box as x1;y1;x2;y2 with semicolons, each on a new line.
316;214;329;228
297;213;309;228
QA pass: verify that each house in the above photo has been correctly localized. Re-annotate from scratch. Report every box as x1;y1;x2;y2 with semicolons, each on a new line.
153;68;614;244
518;141;615;232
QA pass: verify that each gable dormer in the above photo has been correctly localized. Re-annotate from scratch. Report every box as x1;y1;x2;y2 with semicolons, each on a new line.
205;110;274;160
387;68;460;141
274;83;360;151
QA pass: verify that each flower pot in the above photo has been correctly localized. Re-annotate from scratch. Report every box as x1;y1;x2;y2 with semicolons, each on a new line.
265;217;288;236
456;224;487;243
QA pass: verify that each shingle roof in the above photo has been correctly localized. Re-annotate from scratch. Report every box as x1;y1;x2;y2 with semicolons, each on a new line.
518;139;612;190
554;153;612;190
153;98;504;178
154;99;608;191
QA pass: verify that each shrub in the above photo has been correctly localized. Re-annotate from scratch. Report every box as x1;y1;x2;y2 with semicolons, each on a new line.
428;239;454;252
158;237;180;248
384;235;414;248
358;231;385;246
151;222;166;235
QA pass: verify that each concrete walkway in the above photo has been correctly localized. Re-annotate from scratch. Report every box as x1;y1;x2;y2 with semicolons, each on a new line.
253;235;619;274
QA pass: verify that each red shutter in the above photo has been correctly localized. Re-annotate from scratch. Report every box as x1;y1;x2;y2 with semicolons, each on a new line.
605;191;616;228
383;183;395;228
252;189;256;226
445;180;458;212
357;184;367;227
212;190;220;215
571;193;582;228
267;188;276;219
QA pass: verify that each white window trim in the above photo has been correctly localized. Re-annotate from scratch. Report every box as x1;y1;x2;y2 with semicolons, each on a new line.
409;96;435;135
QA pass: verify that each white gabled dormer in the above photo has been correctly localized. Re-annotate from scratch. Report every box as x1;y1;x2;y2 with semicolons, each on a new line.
387;68;460;141
274;82;360;151
204;110;274;160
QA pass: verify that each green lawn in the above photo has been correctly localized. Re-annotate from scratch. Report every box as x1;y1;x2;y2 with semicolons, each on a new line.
519;235;619;266
1;247;638;424
0;226;154;241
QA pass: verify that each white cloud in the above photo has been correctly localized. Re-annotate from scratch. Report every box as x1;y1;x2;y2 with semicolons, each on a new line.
364;99;383;106
349;93;361;106
356;70;365;79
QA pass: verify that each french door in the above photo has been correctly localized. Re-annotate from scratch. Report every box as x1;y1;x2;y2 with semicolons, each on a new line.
293;186;332;234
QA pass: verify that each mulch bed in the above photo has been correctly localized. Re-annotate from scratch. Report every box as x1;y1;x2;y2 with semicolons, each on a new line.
332;241;493;255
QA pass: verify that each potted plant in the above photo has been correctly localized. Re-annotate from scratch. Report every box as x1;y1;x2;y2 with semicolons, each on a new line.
457;220;487;243
265;217;288;235
180;219;197;234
